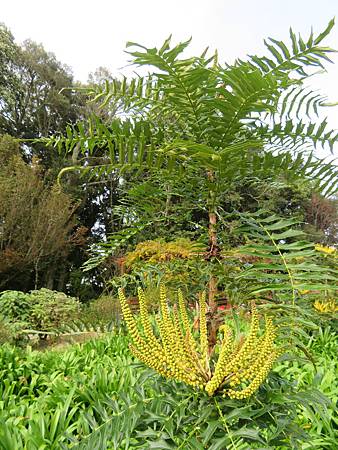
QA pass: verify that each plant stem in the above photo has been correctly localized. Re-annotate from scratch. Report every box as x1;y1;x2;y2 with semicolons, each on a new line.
207;170;219;348
214;397;237;449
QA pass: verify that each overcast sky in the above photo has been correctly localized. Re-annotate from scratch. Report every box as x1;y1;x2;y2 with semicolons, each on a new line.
1;0;338;157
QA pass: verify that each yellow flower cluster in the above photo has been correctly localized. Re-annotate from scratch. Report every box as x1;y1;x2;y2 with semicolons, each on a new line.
118;285;207;388
315;244;337;256
118;286;280;399
226;316;278;399
205;304;278;398
124;238;203;267
314;299;338;313
205;325;233;395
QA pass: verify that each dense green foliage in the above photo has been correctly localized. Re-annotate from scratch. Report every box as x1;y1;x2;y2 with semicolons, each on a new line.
0;329;336;449
1;20;337;295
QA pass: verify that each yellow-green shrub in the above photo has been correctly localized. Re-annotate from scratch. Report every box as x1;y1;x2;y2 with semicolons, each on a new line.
124;238;203;267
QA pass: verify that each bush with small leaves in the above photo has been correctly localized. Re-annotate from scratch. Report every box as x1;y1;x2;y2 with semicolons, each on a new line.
0;289;80;339
29;288;80;332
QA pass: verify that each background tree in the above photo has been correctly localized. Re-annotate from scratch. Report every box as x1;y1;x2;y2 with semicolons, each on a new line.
0;135;80;291
0;26;81;137
305;193;338;244
0;24;129;296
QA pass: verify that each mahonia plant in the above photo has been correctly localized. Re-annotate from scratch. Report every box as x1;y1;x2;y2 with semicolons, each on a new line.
118;285;280;399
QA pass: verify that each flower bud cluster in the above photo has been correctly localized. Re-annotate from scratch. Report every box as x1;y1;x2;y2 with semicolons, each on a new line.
177;289;205;376
119;286;206;387
137;287;161;350
205;326;233;396
224;312;278;399
227;351;276;399
199;291;208;370
119;287;280;398
177;289;195;349
223;302;259;374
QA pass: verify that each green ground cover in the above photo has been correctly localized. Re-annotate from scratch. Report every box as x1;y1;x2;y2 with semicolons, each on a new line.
0;326;336;449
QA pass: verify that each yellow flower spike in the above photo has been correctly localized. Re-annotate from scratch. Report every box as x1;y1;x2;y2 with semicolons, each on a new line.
129;344;173;380
239;315;276;383
156;312;192;384
120;288;171;379
159;285;175;340
159;284;169;320
178;290;198;350
172;305;185;349
118;288;146;350
221;302;259;376
199;291;209;370
137;287;162;349
205;325;234;396
314;299;338;313
177;290;206;378
226;314;278;399
227;352;277;399
172;305;193;370
157;317;172;354
177;289;190;335
159;284;183;357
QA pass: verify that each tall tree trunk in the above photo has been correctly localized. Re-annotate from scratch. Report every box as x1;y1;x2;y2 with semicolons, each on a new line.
45;265;55;290
57;267;67;292
207;171;219;349
208;210;218;309
208;209;218;349
34;259;39;290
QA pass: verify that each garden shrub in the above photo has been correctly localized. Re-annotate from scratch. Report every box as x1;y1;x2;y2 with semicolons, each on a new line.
0;288;80;339
29;288;80;332
81;294;121;329
114;245;226;304
124;238;203;266
0;318;14;344
0;290;31;322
